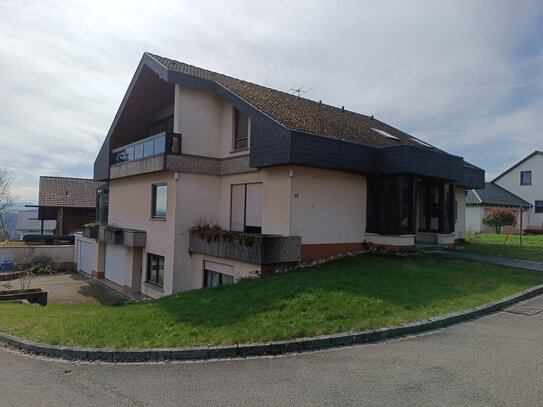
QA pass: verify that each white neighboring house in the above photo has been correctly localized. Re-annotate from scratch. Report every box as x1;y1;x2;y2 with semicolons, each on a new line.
493;151;543;230
15;210;55;240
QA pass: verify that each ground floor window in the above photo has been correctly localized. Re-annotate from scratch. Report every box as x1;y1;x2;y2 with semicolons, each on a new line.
203;261;234;288
147;253;164;287
535;200;543;214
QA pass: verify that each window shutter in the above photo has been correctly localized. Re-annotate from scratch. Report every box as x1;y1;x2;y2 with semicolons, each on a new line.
230;184;246;232
204;261;234;275
245;183;263;228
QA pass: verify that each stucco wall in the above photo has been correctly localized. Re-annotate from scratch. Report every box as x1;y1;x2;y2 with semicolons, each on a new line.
0;244;75;269
174;85;249;159
455;187;466;239
494;154;543;228
290;166;366;244
108;171;178;296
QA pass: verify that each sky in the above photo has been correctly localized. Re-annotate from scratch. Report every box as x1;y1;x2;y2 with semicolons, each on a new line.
0;0;542;202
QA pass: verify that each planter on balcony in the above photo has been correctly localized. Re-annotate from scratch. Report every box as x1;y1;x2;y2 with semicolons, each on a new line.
82;226;99;239
98;227;146;247
189;230;301;265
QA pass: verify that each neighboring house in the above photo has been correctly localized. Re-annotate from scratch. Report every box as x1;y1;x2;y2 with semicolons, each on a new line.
465;182;530;233
75;52;484;298
38;176;101;234
14;210;56;240
492;151;543;230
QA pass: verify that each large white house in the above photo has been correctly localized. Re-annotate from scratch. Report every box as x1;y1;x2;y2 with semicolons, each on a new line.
492;151;543;230
74;53;484;298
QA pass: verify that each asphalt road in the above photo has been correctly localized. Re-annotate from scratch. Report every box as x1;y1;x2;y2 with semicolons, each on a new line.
2;296;543;406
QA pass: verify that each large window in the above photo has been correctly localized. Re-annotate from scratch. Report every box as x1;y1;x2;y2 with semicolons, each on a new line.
233;108;249;150
535;200;543;214
203;261;234;288
521;171;532;185
152;184;167;219
96;183;109;225
147;253;164;287
230;183;262;233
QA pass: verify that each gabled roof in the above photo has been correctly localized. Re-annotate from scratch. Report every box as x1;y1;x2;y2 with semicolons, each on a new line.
149;53;439;150
15;210;55;231
492;150;543;183
466;182;530;207
39;177;101;208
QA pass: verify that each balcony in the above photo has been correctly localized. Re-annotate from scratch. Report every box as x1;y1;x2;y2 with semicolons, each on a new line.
98;226;146;247
110;132;181;179
189;229;301;265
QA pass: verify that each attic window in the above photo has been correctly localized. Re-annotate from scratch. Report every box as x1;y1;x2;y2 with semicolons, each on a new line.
371;128;399;141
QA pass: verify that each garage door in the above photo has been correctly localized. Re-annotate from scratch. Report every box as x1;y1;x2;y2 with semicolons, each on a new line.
105;245;125;286
77;241;93;275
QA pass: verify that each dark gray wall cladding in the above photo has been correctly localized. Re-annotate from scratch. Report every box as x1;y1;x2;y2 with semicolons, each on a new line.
378;146;464;180
459;165;485;189
94;139;110;181
249;119;292;167
288;131;378;173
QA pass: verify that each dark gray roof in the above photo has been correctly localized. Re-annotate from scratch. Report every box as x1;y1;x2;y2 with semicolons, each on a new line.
39;177;101;208
149;53;441;150
15;210;55;231
492;150;543;183
466;182;530;207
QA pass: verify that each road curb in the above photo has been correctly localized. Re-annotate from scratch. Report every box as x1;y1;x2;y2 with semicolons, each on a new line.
1;285;543;362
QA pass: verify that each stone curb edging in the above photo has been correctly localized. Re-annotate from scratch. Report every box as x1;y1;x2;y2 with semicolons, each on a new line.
2;284;543;363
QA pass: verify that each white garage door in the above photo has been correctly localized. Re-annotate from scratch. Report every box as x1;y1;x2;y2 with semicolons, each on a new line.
105;245;125;286
77;241;93;275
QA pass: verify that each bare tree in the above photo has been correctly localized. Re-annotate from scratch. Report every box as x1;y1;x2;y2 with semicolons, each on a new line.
0;167;17;240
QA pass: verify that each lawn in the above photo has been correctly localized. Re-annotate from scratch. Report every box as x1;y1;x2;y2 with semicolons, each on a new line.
460;233;543;262
1;254;542;349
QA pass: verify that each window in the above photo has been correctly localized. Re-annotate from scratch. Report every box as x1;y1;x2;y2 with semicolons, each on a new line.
230;183;262;233
233;108;249;150
152;184;167;218
521;171;532;185
535;200;543;214
146;253;164;287
203;261;234;288
96;183;109;225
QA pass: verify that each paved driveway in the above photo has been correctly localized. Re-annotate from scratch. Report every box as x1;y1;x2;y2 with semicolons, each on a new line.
31;273;127;305
1;296;543;406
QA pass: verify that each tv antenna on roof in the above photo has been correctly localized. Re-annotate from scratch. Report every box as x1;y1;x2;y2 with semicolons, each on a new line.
289;85;312;97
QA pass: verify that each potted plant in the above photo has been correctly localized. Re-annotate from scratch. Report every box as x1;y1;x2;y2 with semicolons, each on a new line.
82;222;100;239
105;224;124;245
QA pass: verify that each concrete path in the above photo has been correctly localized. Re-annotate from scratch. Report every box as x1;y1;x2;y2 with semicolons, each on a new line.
432;251;543;272
2;295;543;406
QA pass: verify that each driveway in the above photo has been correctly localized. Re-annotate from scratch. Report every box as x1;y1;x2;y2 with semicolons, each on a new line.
1;296;543;406
31;273;127;305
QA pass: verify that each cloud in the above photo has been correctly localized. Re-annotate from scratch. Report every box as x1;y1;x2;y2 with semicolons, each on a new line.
0;0;542;201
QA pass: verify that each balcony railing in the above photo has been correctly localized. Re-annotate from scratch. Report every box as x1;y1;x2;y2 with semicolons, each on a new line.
111;132;181;165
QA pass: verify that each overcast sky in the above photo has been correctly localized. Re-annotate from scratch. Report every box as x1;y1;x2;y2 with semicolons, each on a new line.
1;0;542;202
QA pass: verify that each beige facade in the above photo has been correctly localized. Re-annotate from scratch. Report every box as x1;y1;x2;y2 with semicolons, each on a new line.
88;82;473;298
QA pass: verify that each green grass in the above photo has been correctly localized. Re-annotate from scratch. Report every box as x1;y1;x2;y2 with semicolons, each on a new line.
460;233;543;262
1;254;542;349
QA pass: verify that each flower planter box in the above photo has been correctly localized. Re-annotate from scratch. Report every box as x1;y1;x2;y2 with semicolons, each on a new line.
189;231;301;264
0;288;48;306
98;227;146;247
82;227;99;239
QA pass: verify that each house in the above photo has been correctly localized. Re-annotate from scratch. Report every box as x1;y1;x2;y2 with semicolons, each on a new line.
75;52;484;298
14;210;55;240
465;182;530;233
37;176;101;234
492;151;543;231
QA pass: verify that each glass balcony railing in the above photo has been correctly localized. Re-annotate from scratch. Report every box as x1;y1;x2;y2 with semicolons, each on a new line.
111;132;181;165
